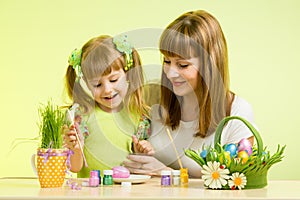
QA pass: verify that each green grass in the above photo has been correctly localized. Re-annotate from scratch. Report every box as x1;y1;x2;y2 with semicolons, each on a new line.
38;100;65;149
185;144;286;178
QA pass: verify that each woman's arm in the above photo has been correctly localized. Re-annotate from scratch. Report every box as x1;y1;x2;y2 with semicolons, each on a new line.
123;154;172;176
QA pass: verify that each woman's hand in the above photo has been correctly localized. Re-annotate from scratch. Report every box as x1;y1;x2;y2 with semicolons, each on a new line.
132;135;155;155
123;154;171;176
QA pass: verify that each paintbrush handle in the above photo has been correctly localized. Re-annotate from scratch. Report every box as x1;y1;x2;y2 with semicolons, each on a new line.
166;128;183;169
67;110;88;167
73;127;88;167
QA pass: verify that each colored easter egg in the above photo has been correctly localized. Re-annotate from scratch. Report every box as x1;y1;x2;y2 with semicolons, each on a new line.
200;150;207;159
219;151;231;167
112;166;130;178
224;143;238;158
237;151;249;164
238;138;253;155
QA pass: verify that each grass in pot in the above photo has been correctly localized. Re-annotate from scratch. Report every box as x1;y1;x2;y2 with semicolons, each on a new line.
35;100;69;188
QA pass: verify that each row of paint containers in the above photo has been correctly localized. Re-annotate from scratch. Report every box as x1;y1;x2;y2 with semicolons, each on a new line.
88;170;113;187
161;168;188;187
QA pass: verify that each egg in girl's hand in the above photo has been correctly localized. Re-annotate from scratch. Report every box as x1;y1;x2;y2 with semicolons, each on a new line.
238;138;253;156
224;143;238;158
112;166;130;178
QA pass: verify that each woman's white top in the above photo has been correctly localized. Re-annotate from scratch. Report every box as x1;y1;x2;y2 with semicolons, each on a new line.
148;95;256;178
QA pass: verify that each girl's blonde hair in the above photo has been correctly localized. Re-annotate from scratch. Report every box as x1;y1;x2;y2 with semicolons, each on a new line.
159;10;233;137
65;35;149;119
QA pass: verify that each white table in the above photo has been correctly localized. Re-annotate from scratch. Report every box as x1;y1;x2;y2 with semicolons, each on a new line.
0;177;299;200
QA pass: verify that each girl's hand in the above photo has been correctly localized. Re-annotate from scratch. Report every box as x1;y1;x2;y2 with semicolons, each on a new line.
62;124;84;151
123;154;171;176
132;135;155;155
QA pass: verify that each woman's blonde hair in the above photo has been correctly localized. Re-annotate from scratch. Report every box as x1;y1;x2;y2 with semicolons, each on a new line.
159;10;233;137
65;35;149;119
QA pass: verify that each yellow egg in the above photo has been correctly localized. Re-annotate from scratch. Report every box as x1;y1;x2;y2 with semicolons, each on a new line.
219;151;231;167
238;151;249;164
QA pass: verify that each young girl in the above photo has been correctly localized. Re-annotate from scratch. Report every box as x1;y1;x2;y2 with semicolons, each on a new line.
64;35;153;177
124;10;256;177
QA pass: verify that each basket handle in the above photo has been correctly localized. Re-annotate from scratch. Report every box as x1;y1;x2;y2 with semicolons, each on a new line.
214;116;263;156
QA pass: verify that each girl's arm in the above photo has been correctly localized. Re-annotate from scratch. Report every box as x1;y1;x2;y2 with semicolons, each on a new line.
63;124;84;172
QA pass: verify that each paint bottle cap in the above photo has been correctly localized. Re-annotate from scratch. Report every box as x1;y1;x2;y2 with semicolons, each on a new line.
95;170;101;175
103;170;113;175
172;170;180;176
90;170;98;177
161;170;171;176
180;168;188;174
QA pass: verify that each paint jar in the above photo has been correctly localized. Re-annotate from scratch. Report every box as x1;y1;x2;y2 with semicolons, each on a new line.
172;170;180;186
161;170;171;186
180;168;189;187
103;170;113;185
96;170;101;185
89;170;99;187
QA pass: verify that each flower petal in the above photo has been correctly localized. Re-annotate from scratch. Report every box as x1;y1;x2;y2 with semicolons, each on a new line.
220;177;228;186
202;174;212;180
215;179;222;189
228;180;234;188
202;164;212;173
204;178;213;186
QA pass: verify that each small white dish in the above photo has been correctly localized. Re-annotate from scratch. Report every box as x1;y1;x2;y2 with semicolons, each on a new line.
113;175;151;184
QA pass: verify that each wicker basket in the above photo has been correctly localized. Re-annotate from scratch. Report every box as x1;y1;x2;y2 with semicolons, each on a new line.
185;116;285;190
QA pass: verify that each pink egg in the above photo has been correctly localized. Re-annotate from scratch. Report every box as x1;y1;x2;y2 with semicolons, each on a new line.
238;138;253;155
112;166;130;178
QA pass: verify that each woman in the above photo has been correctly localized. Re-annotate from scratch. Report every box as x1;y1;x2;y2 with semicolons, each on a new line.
124;10;255;178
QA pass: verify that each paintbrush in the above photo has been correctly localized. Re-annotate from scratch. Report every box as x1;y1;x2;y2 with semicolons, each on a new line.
67;107;88;167
166;128;183;169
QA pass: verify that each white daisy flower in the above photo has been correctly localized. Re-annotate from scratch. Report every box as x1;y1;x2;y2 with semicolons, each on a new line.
228;172;247;190
201;161;230;189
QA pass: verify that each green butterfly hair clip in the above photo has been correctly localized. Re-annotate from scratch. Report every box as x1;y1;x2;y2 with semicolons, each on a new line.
68;48;83;82
113;35;134;71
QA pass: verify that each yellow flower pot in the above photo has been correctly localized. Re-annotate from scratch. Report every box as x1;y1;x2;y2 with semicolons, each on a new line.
36;148;68;188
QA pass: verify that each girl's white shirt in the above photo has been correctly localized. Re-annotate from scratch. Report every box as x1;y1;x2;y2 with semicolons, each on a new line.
148;95;256;178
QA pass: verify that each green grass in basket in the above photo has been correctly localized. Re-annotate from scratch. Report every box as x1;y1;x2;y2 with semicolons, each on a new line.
185;144;286;177
38;100;65;149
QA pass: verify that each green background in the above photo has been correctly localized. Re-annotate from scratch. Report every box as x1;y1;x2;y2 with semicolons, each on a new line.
1;0;299;180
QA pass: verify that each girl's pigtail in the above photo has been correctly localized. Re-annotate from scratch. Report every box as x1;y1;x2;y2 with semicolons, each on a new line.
65;64;93;114
65;65;77;100
127;48;150;119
